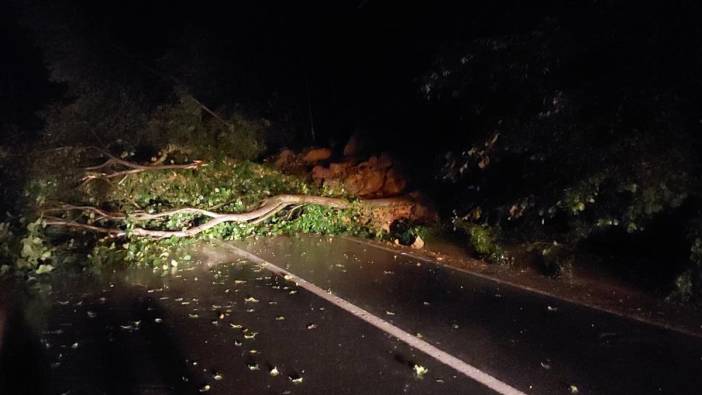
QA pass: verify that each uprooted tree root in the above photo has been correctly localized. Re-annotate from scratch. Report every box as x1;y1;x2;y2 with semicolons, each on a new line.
42;149;415;239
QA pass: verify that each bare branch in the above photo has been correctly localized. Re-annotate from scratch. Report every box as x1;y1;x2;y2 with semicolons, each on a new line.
78;147;203;181
43;217;125;236
249;202;287;225
129;207;222;221
45;194;415;239
42;204;126;220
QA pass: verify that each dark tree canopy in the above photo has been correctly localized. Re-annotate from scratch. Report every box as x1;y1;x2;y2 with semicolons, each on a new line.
2;0;702;302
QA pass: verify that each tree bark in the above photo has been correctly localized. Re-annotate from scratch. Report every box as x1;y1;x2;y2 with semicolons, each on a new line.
44;194;414;239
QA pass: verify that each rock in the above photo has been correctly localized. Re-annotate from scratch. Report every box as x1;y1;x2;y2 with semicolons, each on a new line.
372;205;414;232
409;192;439;223
343;166;385;197
381;168;407;196
311;165;333;185
273;149;296;169
329;162;352;178
357;164;386;196
301;146;408;199
363;156;378;168
377;152;393;169
411;235;425;250
343;133;361;157
312;161;354;186
302;147;332;163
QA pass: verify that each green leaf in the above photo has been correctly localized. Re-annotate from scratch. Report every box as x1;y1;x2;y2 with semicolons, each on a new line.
35;264;54;274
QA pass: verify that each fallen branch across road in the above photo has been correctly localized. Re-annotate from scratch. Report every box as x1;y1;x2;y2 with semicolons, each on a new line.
43;194;415;239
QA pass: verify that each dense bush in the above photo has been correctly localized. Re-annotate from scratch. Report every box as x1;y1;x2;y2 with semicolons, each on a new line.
422;13;702;301
42;88;266;161
2;135;377;279
139;91;266;161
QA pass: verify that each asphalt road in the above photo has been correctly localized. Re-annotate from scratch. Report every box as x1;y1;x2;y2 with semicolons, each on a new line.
2;235;701;394
235;236;702;395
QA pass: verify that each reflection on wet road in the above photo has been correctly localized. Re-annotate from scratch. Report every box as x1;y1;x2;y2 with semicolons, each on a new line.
236;235;702;395
31;252;489;394
5;234;702;394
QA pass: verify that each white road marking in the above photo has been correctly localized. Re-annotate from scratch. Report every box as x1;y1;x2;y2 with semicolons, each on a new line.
342;236;702;340
221;243;526;395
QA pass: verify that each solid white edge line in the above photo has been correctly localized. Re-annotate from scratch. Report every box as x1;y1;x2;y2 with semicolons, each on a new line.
220;243;527;395
341;235;702;340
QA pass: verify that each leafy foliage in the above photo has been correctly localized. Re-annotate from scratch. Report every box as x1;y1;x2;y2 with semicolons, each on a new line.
104;159;315;213
141;91;266;161
0;218;56;276
43;89;266;162
423;13;702;301
8;144;377;279
452;219;506;264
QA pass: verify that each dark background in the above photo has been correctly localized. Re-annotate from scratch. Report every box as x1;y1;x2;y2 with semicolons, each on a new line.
3;0;702;298
5;1;702;153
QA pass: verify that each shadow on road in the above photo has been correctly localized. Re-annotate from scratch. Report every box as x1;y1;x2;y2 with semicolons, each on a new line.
0;278;200;395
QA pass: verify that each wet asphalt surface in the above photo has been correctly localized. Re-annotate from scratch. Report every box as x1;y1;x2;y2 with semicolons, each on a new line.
2;235;702;394
237;236;702;395
4;250;487;394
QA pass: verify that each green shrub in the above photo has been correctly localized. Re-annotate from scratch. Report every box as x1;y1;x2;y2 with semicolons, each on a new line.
140;91;266;161
453;219;507;264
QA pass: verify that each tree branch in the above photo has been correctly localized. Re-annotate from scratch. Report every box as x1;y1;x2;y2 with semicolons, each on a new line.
42;204;126;220
43;217;125;236
80;147;203;181
44;194;414;239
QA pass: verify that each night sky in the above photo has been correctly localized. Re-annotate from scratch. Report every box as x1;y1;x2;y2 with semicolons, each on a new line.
4;1;702;151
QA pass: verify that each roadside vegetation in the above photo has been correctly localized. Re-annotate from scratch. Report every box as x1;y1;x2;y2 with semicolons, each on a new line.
1;91;408;282
421;13;702;303
2;0;701;306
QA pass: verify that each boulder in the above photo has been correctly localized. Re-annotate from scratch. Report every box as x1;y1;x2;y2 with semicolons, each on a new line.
312;165;333;185
273;149;296;169
409;193;439;223
302;147;332;163
343;133;361;157
377;152;393;169
381;168;407;196
301;146;409;199
344;166;385;197
329;161;353;178
362;156;378;168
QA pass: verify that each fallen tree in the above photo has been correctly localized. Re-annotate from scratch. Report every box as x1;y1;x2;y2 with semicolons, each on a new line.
44;194;414;239
41;149;417;239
